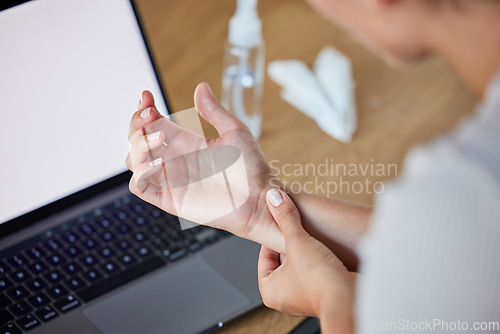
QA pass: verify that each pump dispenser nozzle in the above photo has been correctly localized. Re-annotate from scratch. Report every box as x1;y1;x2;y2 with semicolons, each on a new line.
222;0;265;139
228;0;262;49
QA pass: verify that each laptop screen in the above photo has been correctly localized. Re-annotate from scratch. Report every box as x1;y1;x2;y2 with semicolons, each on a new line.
0;0;169;224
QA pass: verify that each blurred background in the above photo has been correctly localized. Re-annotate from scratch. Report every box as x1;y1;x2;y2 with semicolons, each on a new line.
134;0;477;332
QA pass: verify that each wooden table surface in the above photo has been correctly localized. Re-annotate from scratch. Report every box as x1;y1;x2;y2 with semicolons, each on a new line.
134;0;477;332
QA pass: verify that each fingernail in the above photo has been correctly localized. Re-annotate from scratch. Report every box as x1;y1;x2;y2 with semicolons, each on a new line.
267;188;283;207
140;108;151;119
147;131;160;141
149;157;162;167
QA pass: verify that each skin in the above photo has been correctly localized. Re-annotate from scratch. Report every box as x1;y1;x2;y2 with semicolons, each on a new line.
127;0;500;332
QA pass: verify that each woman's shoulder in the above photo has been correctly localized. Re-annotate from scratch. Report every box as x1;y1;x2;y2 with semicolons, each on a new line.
366;136;500;242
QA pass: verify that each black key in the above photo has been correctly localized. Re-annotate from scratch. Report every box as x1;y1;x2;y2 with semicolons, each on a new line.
135;216;147;227
97;247;115;260
0;309;14;326
100;231;116;242
121;195;131;205
97;218;112;229
46;285;67;299
29;261;49;275
25;278;48;292
131;202;144;213
0;294;11;308
25;246;45;260
0;323;21;334
45;269;64;283
151;237;168;249
53;295;80;313
64;245;83;258
149;224;164;235
35;305;58;323
77;257;165;302
82;238;98;250
117;223;132;234
47;253;66;266
115;211;128;221
186;240;202;252
135;246;152;258
45;239;62;251
115;238;132;251
167;219;181;230
151;208;161;218
204;234;219;244
27;292;50;308
79;223;95;236
119;253;136;266
133;232;147;242
101;261;119;274
6;286;29;301
83;269;103;282
9;301;32;317
61;232;79;244
80;254;98;266
62;262;81;275
168;229;180;241
163;247;187;262
7;255;26;268
0;262;11;275
65;276;86;291
16;313;40;331
0;278;13;291
10;269;31;283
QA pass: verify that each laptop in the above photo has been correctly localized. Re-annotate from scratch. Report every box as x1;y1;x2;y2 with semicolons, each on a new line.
0;1;262;333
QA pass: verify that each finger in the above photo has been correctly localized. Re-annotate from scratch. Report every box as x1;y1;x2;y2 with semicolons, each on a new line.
257;245;281;310
194;82;245;136
266;188;308;244
131;90;159;139
137;90;157;110
126;131;166;170
128;106;163;140
132;158;165;193
258;245;281;280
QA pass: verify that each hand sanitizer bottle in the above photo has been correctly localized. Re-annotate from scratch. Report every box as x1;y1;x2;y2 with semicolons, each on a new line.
221;0;265;139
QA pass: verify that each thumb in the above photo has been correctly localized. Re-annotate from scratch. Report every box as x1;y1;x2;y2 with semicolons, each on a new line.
194;82;244;136
266;188;308;245
138;90;157;111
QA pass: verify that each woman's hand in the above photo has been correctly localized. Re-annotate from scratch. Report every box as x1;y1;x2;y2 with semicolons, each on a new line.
258;188;355;333
126;83;286;254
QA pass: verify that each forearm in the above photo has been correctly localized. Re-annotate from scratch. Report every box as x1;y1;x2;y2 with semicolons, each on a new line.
288;191;372;271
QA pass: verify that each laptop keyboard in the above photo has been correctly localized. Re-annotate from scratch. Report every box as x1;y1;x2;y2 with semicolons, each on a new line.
0;194;229;333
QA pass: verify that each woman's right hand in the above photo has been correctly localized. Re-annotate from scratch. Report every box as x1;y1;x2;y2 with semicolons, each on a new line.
126;83;286;254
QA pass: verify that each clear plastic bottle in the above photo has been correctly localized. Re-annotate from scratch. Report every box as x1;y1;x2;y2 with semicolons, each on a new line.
221;0;265;139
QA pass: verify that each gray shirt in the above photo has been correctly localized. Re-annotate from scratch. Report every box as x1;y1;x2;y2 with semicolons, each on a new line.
357;72;500;333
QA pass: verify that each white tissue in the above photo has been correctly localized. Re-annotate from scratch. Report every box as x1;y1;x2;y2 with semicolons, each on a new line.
267;47;357;143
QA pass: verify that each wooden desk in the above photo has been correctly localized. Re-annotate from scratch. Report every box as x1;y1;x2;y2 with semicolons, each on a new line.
134;0;477;332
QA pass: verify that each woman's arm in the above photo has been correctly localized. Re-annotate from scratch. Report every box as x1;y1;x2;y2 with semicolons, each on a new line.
288;190;372;271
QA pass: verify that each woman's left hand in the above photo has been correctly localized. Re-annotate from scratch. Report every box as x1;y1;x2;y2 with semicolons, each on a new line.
258;188;355;332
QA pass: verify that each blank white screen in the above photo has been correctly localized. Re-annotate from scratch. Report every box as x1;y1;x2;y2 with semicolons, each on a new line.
0;0;168;223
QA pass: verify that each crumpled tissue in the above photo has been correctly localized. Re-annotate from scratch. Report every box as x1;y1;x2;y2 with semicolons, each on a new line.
267;46;357;143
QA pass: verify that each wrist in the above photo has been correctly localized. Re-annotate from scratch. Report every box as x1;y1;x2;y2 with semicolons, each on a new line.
317;281;355;334
243;177;286;253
